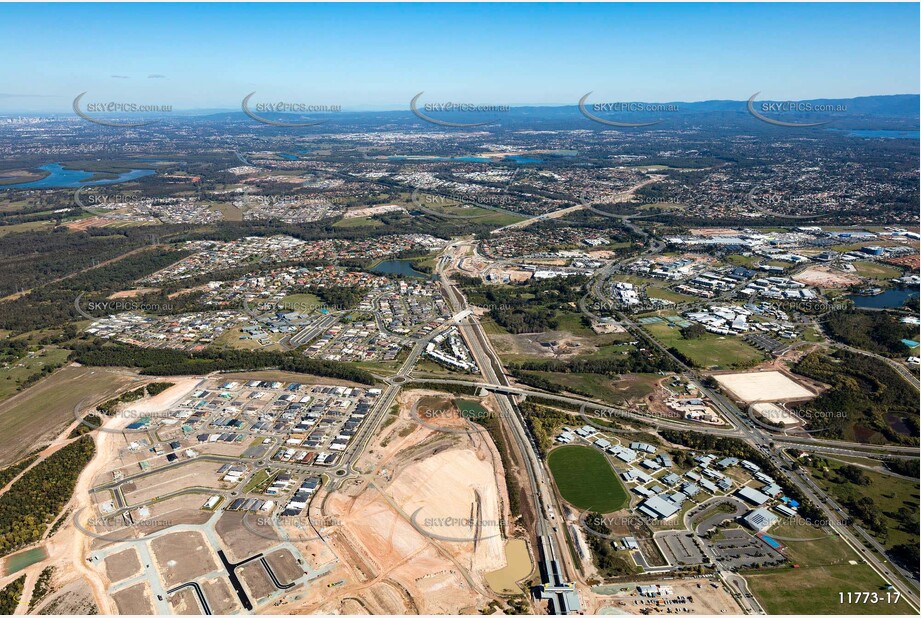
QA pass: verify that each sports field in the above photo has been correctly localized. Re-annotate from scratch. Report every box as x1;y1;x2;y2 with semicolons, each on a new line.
547;445;628;513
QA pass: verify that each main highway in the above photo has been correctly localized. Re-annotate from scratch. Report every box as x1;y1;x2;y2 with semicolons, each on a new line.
436;240;577;591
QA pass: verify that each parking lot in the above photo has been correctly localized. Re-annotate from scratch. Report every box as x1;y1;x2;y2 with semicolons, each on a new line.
657;531;707;566
706;528;786;570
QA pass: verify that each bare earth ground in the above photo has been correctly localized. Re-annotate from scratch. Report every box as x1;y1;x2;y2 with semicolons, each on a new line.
150;530;219;588
278;389;523;615
793;266;862;289
584;578;740;614
712;370;817;403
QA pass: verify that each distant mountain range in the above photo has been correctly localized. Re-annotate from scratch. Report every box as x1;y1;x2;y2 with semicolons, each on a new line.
193;94;921;118
6;94;918;129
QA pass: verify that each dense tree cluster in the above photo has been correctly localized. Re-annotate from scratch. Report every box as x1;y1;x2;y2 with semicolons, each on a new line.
583;512;640;578
883;458;920;478
305;285;366;310
520;402;572;454
0;436;95;557
890;543;920;576
0;575;25;615
510;348;677;376
0;247;188;333
29;566;54;611
793;350;919;445
0;456;38;490
69;341;376;384
462;276;589;334
825;310;918;358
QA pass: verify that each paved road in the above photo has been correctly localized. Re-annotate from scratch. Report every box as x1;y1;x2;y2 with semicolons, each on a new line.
435;242;575;589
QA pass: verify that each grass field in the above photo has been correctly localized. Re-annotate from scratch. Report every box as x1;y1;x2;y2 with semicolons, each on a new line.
0;346;70;402
410;198;527;227
279;292;324;312
807;460;920;551
852;261;903;280
746;520;915;614
547;445;628;513
642;319;764;369
518;370;657;405
243;469;275;493
0;365;142;466
333;216;382;228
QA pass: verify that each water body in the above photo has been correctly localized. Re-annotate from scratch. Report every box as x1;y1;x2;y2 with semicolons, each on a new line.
839;130;920;139
4;547;47;575
277;153;299;161
0;163;155;190
370;259;429;279
503;155;543;164
454;398;489;420
848;287;918;309
485;538;532;594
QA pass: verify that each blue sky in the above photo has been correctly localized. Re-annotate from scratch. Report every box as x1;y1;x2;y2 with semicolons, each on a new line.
1;3;918;112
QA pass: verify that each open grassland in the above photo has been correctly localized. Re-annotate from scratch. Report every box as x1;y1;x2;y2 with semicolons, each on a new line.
808;460;920;551
746;523;915;614
547;445;628;513
332;216;382;228
0;365;141;466
642;319;764;369
517;370;657;405
0;346;70;401
852;261;904;280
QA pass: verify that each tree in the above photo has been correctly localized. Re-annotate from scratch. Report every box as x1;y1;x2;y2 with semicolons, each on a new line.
681;323;707;339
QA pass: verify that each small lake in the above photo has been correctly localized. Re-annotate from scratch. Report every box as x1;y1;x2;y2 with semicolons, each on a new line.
370;259;429;279
0;163;155;190
485;538;532;594
454;399;489;420
503;155;543;164
848;287;919;309
4;547;47;575
277;153;299;161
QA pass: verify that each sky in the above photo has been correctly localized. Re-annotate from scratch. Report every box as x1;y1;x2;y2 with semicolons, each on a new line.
0;2;918;112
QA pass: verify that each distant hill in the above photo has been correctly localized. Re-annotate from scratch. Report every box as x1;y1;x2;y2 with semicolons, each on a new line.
196;94;919;121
